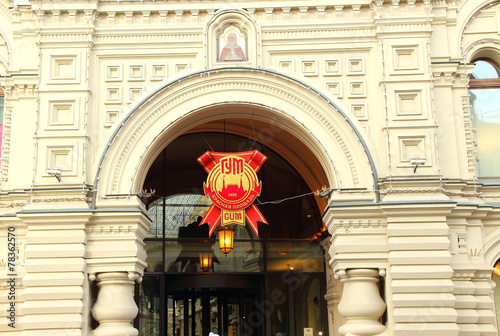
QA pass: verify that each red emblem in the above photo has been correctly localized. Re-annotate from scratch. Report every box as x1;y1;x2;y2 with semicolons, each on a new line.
198;150;268;237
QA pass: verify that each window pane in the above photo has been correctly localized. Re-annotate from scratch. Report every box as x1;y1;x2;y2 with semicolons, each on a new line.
266;241;324;272
293;278;324;336
470;88;500;176
472;60;500;79
0;96;4;125
268;276;290;336
139;276;161;336
164;239;263;273
144;240;163;272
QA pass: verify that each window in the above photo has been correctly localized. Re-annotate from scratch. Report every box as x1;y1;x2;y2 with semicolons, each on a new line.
469;59;500;177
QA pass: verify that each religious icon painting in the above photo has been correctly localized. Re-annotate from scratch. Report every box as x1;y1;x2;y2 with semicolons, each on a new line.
217;25;248;62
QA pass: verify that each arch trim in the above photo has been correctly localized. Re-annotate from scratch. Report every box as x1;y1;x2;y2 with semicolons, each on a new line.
92;67;379;207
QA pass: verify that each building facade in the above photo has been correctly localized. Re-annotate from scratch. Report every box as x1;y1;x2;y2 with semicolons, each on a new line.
2;0;500;335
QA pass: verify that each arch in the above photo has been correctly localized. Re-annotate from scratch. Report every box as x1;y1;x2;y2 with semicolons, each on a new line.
458;0;500;59
0;0;12;21
463;40;500;65
0;0;12;76
484;220;500;268
93;67;379;207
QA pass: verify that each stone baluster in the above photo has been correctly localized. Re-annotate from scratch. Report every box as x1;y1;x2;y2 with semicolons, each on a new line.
90;272;141;336
336;268;386;336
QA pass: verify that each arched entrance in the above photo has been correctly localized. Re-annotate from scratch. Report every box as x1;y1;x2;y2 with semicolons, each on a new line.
89;68;378;336
138;124;330;336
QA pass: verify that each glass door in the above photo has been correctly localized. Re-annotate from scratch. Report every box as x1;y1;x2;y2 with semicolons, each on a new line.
166;288;261;336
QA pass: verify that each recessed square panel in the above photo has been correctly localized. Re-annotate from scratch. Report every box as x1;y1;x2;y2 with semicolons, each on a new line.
50;55;78;82
351;103;367;120
279;60;294;71
175;63;189;73
129;87;144;102
48;100;77;128
347;58;365;75
392;45;420;72
106;65;122;81
301;60;317;76
46;145;77;176
104;109;120;127
393;89;425;119
326;82;342;97
151;64;166;80
129;64;145;81
399;136;427;163
348;81;366;97
324;59;341;75
106;87;122;104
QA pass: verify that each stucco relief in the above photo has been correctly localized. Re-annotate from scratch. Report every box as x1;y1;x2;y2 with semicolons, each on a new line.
95;69;376;201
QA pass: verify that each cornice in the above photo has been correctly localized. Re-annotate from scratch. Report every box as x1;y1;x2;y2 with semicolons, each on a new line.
94;33;202;45
262;27;376;40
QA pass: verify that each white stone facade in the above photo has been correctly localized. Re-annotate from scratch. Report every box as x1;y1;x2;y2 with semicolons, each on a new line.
1;0;500;335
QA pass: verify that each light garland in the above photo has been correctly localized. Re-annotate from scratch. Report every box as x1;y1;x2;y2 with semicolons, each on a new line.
424;0;444;191
30;0;43;203
82;0;92;199
377;0;393;193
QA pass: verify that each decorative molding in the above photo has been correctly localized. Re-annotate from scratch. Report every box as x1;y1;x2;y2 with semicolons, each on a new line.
461;94;476;173
94;33;202;44
0;2;11;20
87;225;134;234
109;78;360;193
332;219;385;230
262;28;376;39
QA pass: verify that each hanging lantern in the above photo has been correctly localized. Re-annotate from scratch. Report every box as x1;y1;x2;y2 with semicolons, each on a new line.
199;252;213;272
218;226;235;255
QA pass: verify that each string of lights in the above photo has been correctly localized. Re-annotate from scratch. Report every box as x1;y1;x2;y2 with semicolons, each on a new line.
377;0;393;193
82;0;92;198
424;0;444;192
30;0;43;203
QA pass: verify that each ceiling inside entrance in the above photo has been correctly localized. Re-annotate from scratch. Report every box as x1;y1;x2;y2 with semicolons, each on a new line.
185;118;329;194
142;118;329;239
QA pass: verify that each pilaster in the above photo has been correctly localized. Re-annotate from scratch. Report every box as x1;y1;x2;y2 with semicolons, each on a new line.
0;215;26;334
85;202;150;275
18;208;91;335
324;203;389;335
383;201;458;336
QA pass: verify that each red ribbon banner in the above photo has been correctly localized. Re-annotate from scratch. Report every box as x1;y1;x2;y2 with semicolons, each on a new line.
198;150;268;237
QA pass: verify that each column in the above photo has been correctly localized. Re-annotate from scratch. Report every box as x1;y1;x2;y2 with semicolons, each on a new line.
336;268;387;336
91;272;141;336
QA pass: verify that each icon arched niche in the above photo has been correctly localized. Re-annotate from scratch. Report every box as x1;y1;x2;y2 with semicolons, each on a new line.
93;68;378;208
